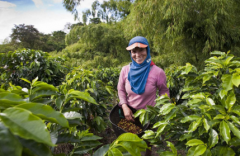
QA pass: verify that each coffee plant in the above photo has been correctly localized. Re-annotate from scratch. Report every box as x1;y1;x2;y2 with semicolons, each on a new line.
135;51;240;156
0;49;67;89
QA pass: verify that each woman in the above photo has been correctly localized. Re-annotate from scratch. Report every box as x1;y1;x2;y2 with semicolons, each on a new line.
117;36;170;122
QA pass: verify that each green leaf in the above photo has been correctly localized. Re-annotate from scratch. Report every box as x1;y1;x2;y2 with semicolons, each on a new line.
56;133;81;143
118;141;146;156
141;130;155;139
179;133;192;141
221;74;233;92
110;148;123;156
187;146;197;156
206;98;215;106
160;151;176;156
203;118;210;132
153;121;168;128
134;109;146;118
220;121;231;144
16;103;69;127
203;75;212;84
73;146;95;154
228;121;240;139
211;146;235;156
81;135;102;141
32;81;58;94
212;105;226;115
117;133;143;142
0;92;25;109
186;139;204;146
160;104;175;115
0;107;54;146
194;145;207;156
232;73;240;87
29;90;57;101
56;95;65;109
202;149;212;156
225;91;236;111
20;78;31;84
219;89;228;99
18;137;52;156
165;108;178;121
208;129;218;149
0;123;22;156
230;115;240;125
166;141;177;154
93;144;110;156
66;90;98;105
188;118;202;132
63;111;82;120
231;105;240;116
181;115;201;123
156;124;167;137
229;137;240;146
213;114;225;120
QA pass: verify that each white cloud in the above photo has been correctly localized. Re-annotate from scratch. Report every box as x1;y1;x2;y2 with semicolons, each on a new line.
52;0;62;3
0;1;16;8
32;0;43;7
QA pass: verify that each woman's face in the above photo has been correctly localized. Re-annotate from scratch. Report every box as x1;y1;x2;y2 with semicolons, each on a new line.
131;47;147;64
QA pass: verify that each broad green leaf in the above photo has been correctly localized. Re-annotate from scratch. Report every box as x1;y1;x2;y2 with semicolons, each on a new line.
210;51;225;56
232;73;240;87
63;111;82;120
188;99;202;105
221;74;233;92
18;137;52;156
219;89;227;99
228;121;240;139
20;78;31;84
186;139;204;146
0;92;25;109
202;149;212;156
194;145;207;156
179;133;192;141
81;135;102;141
78;140;102;147
141;130;155;139
134;109;146;118
56;133;81;143
165;108;178;121
73;146;95;154
160;151;176;156
229;137;240;146
32;77;38;85
187;146;197;156
213;114;225;120
56;95;65;109
110;148;123;156
206;98;215;106
0;107;54;146
208;129;218;149
66;90;98;105
32;81;58;94
118;141;146;156
224;56;234;66
231;105;240;116
203;118;210;132
16;103;69;127
153;121;168;128
139;112;148;125
188;118;202;132
203;75;212;84
220;121;231;144
29;90;57;101
0;123;22;156
160;104;175;115
146;105;159;114
117;133;142;142
211;146;235;156
225;91;236;111
93;144;110;156
230;115;240;125
156;124;167;137
180;115;201;123
166;141;177;154
212;105;226;115
190;93;205;99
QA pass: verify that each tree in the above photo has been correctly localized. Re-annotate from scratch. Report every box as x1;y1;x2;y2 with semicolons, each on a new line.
123;0;240;68
10;24;40;49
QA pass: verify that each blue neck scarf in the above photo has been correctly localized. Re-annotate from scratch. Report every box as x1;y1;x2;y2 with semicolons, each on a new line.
127;36;151;94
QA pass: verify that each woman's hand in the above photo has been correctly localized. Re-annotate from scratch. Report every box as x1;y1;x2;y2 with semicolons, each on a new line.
122;104;135;122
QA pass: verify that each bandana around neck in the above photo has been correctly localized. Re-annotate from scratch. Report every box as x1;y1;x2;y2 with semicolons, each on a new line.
127;36;151;94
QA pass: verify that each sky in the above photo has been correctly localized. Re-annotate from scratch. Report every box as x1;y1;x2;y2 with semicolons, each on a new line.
0;0;106;43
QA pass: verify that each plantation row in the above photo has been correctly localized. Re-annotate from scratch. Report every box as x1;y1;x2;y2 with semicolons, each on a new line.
0;49;240;156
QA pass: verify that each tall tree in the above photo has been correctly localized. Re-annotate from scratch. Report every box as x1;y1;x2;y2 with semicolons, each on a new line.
10;24;40;49
123;0;240;68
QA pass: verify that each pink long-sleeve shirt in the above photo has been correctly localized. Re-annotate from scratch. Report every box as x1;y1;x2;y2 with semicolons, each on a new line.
118;64;170;110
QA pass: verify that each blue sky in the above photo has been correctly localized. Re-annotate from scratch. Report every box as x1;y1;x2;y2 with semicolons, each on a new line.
0;0;105;43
